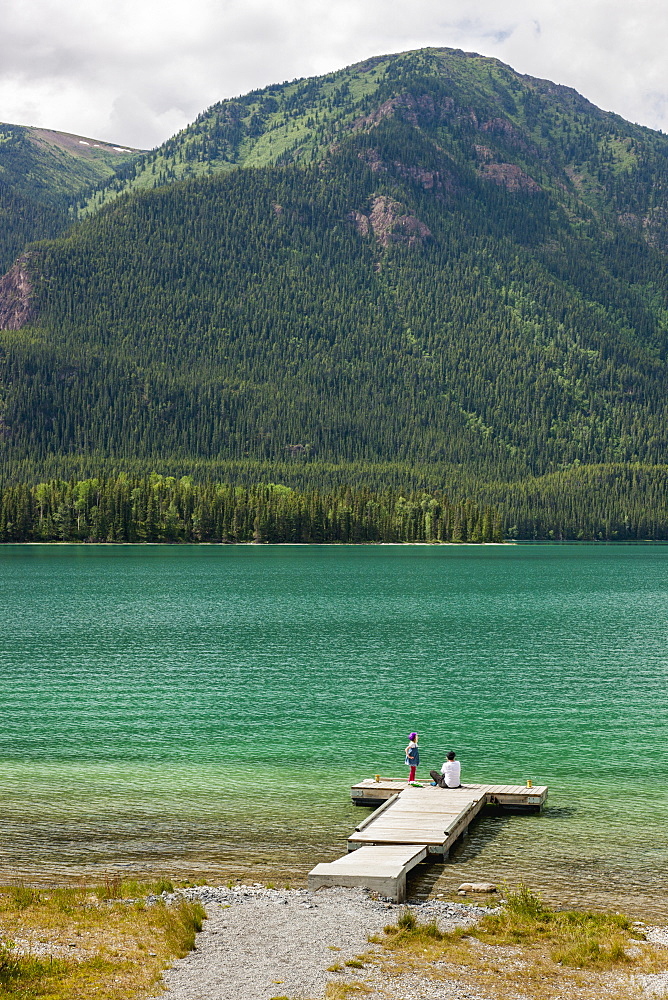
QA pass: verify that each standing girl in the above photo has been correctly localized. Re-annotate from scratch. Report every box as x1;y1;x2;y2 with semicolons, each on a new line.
405;732;419;783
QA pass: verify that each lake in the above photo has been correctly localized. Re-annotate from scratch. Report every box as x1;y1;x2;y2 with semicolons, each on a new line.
1;543;667;917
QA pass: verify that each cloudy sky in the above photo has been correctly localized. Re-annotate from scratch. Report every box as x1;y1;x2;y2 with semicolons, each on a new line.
3;0;668;149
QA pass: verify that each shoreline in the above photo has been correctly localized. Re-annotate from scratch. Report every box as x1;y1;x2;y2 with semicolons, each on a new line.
7;538;668;549
4;861;668;924
5;538;666;550
0;539;511;546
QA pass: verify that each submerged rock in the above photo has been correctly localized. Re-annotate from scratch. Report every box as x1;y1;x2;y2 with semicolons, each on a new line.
458;882;497;893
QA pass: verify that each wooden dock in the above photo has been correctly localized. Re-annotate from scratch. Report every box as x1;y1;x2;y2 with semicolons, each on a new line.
308;779;547;902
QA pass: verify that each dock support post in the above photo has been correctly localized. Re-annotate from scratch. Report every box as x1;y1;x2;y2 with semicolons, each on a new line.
396;875;406;903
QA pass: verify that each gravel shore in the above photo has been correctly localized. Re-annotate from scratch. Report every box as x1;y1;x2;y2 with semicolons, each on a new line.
158;884;490;1000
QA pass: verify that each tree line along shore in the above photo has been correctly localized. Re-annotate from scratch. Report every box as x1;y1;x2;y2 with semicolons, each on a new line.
0;477;502;544
2;467;668;543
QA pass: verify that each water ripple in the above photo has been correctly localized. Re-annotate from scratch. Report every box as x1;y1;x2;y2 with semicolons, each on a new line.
1;544;667;914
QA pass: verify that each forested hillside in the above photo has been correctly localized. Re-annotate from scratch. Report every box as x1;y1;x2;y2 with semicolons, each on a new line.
2;48;668;539
0;123;140;271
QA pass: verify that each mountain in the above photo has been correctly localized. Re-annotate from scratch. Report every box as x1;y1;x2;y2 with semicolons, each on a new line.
0;123;142;270
85;47;668;238
2;47;668;538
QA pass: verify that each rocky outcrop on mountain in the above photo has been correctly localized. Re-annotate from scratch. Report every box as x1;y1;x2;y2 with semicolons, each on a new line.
357;148;453;194
347;209;371;237
471;137;541;191
478;162;542;193
352;92;456;131
0;255;35;330
348;196;431;247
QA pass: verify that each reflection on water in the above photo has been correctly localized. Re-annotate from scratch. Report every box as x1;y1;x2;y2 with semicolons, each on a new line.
1;544;667;918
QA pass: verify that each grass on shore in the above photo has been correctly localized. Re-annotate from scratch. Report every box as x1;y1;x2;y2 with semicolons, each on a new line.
475;883;639;967
382;885;642;968
0;880;205;999
365;886;661;998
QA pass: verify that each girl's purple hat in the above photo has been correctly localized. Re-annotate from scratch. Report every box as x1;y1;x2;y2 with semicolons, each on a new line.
409;732;417;740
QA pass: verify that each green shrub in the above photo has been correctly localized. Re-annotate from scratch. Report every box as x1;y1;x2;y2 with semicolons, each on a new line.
476;885;639;968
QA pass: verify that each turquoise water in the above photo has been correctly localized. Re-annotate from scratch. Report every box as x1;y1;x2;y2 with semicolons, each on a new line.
1;544;667;916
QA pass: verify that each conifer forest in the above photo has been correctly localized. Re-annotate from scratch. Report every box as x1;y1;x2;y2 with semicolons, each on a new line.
2;49;668;541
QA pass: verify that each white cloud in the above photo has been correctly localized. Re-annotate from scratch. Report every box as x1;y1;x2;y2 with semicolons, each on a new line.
0;0;666;148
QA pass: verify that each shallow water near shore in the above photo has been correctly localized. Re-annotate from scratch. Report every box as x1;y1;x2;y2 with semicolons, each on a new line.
1;543;667;917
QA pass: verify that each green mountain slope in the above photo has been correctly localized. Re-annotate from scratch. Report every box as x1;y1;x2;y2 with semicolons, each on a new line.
0;123;142;270
2;48;668;536
85;46;668;244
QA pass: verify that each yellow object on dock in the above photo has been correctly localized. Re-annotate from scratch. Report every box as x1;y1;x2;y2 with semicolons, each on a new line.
307;779;548;902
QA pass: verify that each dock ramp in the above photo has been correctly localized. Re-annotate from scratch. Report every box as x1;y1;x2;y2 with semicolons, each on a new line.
308;844;427;902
